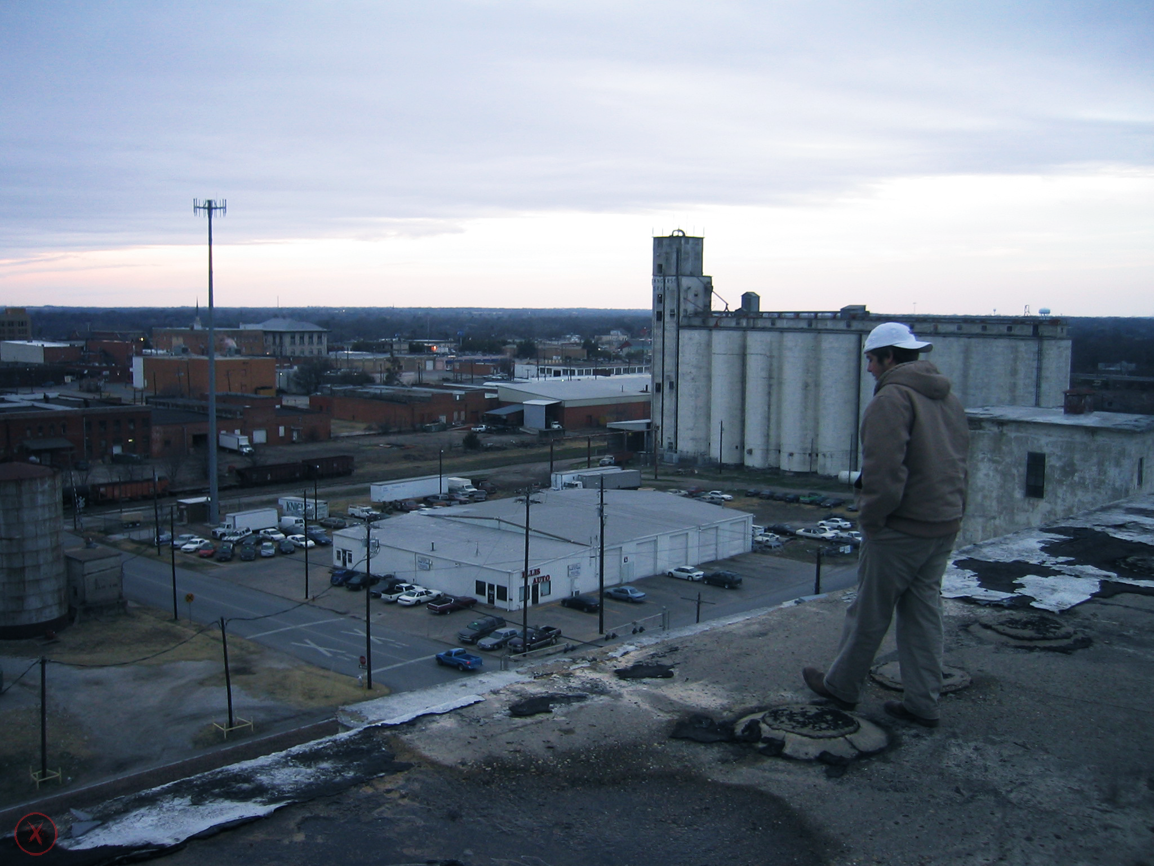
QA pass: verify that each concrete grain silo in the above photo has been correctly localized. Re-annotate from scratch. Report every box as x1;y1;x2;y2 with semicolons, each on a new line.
0;463;68;638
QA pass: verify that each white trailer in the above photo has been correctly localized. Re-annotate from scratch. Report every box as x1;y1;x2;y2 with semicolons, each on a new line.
223;507;278;533
370;475;472;504
551;466;626;490
278;496;329;519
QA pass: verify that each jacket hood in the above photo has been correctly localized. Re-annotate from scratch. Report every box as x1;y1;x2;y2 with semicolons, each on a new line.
874;359;953;400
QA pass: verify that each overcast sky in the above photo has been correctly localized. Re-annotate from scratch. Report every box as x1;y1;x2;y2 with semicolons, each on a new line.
2;1;1151;316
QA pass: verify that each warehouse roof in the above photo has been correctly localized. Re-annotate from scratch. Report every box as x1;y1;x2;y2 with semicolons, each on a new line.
336;489;751;572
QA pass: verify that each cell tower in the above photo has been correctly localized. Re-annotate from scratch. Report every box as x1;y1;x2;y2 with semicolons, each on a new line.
193;198;226;526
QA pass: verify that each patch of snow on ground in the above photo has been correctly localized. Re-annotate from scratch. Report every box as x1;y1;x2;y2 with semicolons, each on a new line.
63;797;279;850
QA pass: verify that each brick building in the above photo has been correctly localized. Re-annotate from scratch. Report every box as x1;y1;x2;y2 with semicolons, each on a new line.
134;355;278;398
0;393;152;466
311;386;497;431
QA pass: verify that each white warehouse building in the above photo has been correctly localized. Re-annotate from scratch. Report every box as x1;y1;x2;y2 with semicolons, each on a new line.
651;231;1073;476
331;489;752;612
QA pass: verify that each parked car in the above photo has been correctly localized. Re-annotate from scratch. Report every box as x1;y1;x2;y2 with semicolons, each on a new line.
330;568;358;586
215;542;235;562
424;493;455;507
702;570;743;589
173;533;198;549
667;566;704;581
508;625;562;653
701;493;728;505
238;543;257;561
397;588;441;606
781;493;801;503
435;648;484;671
477;626;521;651
223;529;252;544
605;585;647;603
305;529;332;545
471;424;493;433
598;456;616;466
210;526;231;540
287;534;316;549
796;527;839;540
819;497;847;509
259;541;276;558
457;615;507;644
259;528;286;542
369;577;405;598
155;531;173;546
341;573;380;591
427;596;479;614
180;537;210;553
706;490;733;501
819;518;853;530
380;582;424;603
560;594;600;613
196;543;217;558
318;516;348;529
754;532;783;545
277;538;296;554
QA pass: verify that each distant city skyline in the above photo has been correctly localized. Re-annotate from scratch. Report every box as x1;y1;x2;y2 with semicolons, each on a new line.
2;2;1151;316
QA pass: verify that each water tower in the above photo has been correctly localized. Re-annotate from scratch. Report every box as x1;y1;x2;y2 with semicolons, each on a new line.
0;463;68;638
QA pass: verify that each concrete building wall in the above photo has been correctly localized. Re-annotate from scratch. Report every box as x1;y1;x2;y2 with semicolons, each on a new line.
650;233;1074;476
960;408;1154;546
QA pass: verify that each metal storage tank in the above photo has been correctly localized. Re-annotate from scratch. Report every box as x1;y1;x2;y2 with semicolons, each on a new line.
0;463;68;639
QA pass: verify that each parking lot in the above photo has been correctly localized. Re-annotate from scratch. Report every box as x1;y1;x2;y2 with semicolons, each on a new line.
140;529;858;653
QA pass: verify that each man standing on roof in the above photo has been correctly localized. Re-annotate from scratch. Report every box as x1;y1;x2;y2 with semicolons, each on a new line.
803;322;969;728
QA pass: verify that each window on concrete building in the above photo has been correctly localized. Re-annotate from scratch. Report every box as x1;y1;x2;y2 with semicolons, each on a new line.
475;580;486;596
1025;452;1046;498
655;311;662;322
496;585;507;602
1139;457;1145;487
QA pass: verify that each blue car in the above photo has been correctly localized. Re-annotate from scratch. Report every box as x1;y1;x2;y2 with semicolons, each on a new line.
605;585;647;603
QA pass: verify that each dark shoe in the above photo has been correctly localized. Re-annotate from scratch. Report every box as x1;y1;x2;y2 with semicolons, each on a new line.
802;666;856;710
884;700;939;728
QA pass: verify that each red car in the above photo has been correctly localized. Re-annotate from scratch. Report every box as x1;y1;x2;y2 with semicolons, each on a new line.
196;543;217;558
427;596;479;614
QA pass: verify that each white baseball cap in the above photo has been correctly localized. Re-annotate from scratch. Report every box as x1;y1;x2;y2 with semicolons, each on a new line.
864;322;932;354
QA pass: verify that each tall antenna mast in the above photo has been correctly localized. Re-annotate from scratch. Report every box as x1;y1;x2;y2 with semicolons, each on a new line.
193;198;226;526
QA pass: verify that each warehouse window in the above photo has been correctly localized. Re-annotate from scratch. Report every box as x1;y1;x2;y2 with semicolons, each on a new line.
1139;458;1145;487
1025;452;1046;498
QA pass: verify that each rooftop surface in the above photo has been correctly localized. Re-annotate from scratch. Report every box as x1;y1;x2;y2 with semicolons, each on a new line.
967;404;1154;432
499;373;653;401
6;496;1154;865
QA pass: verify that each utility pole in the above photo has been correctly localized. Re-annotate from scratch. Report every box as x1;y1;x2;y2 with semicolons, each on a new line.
364;516;374;689
170;508;177;620
193;198;226;526
219;617;235;728
302;487;310;599
598;476;606;635
521;486;533;646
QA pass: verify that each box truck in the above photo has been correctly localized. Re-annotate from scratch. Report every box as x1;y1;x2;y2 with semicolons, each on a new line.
219;432;254;456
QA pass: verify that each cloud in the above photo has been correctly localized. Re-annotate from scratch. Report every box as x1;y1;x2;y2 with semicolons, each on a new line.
0;2;1151;311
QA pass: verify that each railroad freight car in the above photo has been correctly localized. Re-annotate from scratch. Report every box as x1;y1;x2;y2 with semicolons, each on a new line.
64;475;171;505
235;455;354;488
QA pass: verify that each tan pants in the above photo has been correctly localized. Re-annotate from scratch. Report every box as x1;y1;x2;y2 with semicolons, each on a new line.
824;527;957;720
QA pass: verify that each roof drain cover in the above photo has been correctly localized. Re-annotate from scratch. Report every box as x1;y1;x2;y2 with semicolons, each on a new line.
972;612;1091;652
